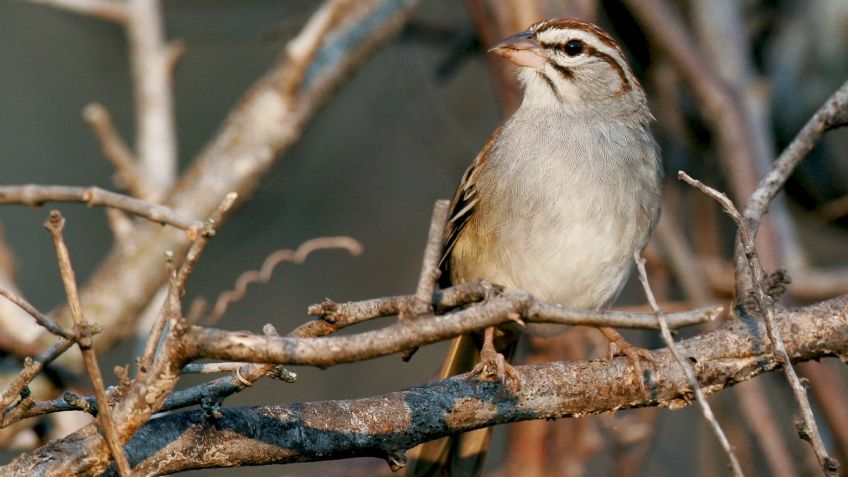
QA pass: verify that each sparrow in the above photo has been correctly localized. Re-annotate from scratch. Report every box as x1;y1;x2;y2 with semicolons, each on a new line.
409;18;662;477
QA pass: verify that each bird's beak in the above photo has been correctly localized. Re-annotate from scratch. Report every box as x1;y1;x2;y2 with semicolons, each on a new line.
488;31;546;69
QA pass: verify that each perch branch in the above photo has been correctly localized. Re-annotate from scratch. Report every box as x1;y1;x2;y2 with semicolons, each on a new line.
5;294;844;476
184;294;721;368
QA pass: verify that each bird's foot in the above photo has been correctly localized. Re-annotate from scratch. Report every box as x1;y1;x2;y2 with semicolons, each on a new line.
601;327;654;394
469;327;521;393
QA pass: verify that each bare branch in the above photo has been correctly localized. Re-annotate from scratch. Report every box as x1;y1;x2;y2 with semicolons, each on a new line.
82;103;145;198
0;185;205;239
303;283;720;338
0;287;72;339
634;253;744;477
28;0;128;23
126;0;177;198
6;295;843;476
0;337;74;417
403;200;449;318
185;293;721;368
679;171;839;476
44;211;132;476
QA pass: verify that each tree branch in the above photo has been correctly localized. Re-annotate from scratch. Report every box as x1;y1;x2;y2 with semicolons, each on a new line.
0;185;205;239
5;295;842;476
40;0;422;363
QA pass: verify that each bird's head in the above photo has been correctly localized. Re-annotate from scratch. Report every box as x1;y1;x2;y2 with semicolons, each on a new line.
490;18;645;110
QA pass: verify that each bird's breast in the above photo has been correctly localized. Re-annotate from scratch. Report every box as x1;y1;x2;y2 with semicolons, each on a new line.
450;113;660;310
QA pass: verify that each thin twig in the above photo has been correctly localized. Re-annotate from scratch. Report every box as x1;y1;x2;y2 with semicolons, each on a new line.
0;185;205;239
82;103;145;198
175;192;239;291
0;337;74;416
138;253;177;376
634;252;744;477
206;236;363;325
402;199;449;318
679;171;839;476
181;362;296;378
0;287;73;339
28;0;128;23
44;211;132;477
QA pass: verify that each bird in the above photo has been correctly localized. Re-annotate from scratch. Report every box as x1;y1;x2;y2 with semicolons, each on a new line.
408;18;663;476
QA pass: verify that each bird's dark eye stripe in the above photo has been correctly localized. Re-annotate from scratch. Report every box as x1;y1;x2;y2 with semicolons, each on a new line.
541;41;585;56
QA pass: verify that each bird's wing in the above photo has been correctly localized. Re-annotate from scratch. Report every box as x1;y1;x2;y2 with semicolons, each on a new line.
439;126;502;284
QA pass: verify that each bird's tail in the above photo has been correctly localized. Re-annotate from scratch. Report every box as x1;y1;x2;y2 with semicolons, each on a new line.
406;334;501;477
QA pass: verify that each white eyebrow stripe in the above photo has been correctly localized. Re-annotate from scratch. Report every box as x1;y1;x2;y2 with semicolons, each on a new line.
536;28;635;91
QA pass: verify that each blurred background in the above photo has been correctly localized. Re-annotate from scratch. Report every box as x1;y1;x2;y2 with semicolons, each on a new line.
1;0;847;475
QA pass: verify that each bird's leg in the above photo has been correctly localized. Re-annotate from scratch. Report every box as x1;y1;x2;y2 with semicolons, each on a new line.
470;327;521;392
600;327;654;392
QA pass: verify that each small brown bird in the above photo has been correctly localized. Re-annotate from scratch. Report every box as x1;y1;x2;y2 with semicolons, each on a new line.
409;18;662;476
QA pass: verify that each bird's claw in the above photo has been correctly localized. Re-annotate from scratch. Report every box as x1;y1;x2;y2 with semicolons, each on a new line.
470;346;521;393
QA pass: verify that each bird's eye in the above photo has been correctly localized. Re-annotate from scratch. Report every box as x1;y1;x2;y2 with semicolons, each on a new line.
563;39;583;56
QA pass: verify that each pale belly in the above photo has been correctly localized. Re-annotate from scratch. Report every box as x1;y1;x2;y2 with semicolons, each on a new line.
450;199;638;311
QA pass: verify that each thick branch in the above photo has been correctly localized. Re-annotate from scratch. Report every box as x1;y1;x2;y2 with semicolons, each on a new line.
126;0;177;198
6;296;842;476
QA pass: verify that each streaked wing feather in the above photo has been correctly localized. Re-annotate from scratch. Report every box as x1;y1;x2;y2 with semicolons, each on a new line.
439;126;502;285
